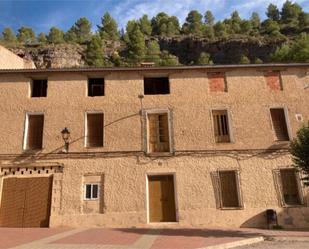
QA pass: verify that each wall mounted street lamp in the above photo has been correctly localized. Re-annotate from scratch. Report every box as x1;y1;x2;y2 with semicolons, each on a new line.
61;127;70;153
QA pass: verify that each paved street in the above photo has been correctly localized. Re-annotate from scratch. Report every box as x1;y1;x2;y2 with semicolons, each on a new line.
236;241;309;249
0;227;308;249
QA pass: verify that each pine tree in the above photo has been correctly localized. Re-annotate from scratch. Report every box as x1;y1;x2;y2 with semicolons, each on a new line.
213;21;227;38
17;26;36;44
66;17;92;44
204;11;215;26
127;24;146;63
272;44;291;62
239;55;250;64
151;13;180;36
196;52;213;65
160;50;179;66
85;34;105;66
204;25;215;39
266;4;280;21
281;0;302;24
38;33;47;44
182;10;204;36
47;27;64;44
64;29;78;43
250;12;261;30
98;12;119;40
1;27;16;44
139;15;152;36
146;40;161;64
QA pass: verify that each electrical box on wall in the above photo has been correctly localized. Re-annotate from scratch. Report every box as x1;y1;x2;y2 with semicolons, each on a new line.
295;114;303;122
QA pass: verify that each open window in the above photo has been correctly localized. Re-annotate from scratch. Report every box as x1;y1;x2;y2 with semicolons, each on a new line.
147;112;170;153
212;110;231;143
31;79;47;97
218;170;242;208
144;77;170;95
24;114;44;150
88;78;105;97
85;113;104;147
270;108;290;141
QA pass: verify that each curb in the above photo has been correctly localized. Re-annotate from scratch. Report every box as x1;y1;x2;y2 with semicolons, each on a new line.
198;236;264;249
266;236;309;242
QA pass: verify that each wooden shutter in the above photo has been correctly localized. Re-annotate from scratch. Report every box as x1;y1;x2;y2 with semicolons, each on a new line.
27;115;44;150
219;171;241;208
87;113;103;147
280;169;301;205
270;108;289;141
148;114;170;153
212;110;230;143
273;169;284;207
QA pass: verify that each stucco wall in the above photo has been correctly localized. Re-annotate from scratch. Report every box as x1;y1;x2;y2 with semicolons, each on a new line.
0;66;309;228
0;45;35;69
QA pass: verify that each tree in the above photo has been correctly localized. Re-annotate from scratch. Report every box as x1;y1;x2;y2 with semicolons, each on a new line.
229;11;242;34
204;10;215;26
250;12;261;30
213;21;227;38
281;0;302;24
298;12;309;29
240;20;252;35
196;52;213;65
289;33;309;62
266;4;280;21
290;122;309;186
66;17;92;44
146;40;161;64
182;10;204;35
204;25;215;39
239;55;250;64
17;26;36;44
85;34;105;66
1;27;16;44
98;12;119;40
262;20;285;39
151;12;180;36
139;15;152;36
38;33;47;44
160;50;179;66
47;27;64;44
272;44;291;62
127;24;146;62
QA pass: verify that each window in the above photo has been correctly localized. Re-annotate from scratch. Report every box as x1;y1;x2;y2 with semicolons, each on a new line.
264;71;282;91
88;78;104;97
212;110;230;143
219;171;242;208
270;108;289;141
84;184;99;200
208;72;227;92
148;113;170;153
24;114;44;150
280;169;302;206
144;77;170;95
86;113;104;147
31;79;47;97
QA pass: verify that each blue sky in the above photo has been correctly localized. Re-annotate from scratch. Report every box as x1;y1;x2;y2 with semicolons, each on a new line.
0;0;308;34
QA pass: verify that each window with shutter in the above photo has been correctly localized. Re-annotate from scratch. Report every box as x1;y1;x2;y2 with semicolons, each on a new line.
25;114;44;150
212;110;231;143
144;77;170;95
218;171;242;208
31;80;47;97
86;113;104;147
148;113;170;153
280;169;302;206
88;78;105;97
270;108;289;141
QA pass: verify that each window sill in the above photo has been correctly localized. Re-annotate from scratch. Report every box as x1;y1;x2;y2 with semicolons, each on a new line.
282;204;305;208
220;207;244;210
23;148;43;153
146;152;174;157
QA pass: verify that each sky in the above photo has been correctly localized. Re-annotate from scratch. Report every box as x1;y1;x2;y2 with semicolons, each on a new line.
0;0;308;34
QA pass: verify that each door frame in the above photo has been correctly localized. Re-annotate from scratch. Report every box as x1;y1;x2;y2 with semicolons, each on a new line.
146;172;179;224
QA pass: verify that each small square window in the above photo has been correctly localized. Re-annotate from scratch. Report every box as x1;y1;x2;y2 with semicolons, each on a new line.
84;184;99;200
88;78;104;97
31;80;47;97
144;77;170;95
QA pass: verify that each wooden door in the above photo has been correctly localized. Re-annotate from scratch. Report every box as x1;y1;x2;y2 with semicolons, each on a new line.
148;175;176;222
0;176;53;227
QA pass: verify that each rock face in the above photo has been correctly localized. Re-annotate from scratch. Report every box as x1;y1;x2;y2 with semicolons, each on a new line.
8;37;284;68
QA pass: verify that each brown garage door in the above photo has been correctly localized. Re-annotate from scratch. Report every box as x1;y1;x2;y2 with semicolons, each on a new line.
148;175;176;222
0;176;53;227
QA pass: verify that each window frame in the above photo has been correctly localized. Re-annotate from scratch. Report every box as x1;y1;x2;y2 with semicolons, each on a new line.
84;111;104;148
145;109;172;154
269;106;292;141
143;77;170;95
30;79;48;98
87;78;105;97
84;183;100;201
217;170;243;209
23;112;44;151
210;108;234;144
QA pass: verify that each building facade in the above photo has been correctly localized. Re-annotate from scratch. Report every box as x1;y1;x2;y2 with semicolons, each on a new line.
0;45;35;69
0;64;308;228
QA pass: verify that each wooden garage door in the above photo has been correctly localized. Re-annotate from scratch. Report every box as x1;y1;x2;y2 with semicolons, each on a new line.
0;176;53;227
148;175;176;222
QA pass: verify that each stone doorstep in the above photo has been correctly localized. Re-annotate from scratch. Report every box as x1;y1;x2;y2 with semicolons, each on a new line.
197;237;265;249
